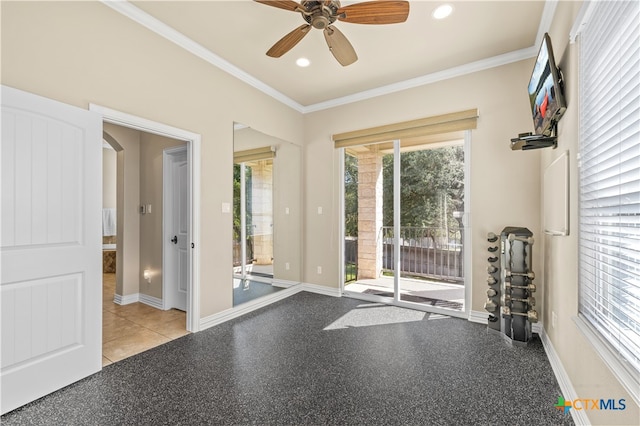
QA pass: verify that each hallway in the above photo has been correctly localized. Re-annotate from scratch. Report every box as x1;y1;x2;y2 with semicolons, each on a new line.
102;273;189;366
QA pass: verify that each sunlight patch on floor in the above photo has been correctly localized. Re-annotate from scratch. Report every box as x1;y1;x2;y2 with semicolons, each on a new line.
323;302;449;330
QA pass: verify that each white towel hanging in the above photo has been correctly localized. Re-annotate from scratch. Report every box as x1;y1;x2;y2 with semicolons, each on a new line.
102;208;117;236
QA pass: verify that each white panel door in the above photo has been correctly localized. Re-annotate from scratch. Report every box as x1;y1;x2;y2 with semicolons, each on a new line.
166;147;189;311
1;86;102;414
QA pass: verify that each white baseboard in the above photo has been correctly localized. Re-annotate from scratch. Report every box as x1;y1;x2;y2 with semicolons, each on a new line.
199;282;342;331
539;327;588;426
300;283;342;297
199;285;303;331
113;293;139;305
469;310;489;324
272;279;300;288
113;292;164;310
139;293;163;310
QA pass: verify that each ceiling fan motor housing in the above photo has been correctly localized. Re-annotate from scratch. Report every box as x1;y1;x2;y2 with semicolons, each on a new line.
301;0;341;29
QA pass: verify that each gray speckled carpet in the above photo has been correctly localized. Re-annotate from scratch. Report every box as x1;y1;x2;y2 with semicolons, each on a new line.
1;292;573;425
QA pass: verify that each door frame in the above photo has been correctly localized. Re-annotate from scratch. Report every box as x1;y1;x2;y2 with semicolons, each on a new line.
89;104;201;332
163;145;189;311
339;131;472;320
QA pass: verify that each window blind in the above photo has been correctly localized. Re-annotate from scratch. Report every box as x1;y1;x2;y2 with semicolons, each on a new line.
578;0;640;389
332;109;478;149
233;146;274;163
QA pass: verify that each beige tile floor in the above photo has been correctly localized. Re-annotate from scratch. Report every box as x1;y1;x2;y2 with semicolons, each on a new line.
102;273;189;366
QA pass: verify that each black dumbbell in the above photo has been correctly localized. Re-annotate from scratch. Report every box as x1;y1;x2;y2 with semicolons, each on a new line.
488;256;498;263
487;232;498;243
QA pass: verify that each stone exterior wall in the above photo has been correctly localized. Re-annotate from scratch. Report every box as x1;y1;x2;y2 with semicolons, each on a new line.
252;160;273;265
357;149;383;279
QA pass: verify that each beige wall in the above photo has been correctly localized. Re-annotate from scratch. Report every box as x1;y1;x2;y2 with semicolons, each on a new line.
540;1;639;424
1;1;304;317
302;60;542;316
102;147;117;209
139;133;186;300
104;123;141;298
2;2;637;422
103;123;186;302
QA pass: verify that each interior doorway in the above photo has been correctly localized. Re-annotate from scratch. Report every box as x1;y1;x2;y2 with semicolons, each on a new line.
92;104;201;365
101;124;190;365
342;133;471;318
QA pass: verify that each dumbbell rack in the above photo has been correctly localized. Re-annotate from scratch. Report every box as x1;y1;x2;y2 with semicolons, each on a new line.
484;227;537;345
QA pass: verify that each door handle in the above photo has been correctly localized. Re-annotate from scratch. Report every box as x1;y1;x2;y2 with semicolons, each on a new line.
171;236;178;244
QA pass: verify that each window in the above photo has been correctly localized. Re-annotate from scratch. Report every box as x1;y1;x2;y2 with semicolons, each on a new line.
577;0;640;401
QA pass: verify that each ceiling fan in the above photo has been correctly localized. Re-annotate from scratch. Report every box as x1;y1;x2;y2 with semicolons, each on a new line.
254;1;410;66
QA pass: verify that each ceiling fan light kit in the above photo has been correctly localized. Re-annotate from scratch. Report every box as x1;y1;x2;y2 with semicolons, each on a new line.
255;0;410;66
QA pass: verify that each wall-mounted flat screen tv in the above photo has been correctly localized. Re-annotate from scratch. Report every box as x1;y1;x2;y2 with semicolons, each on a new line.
528;33;566;136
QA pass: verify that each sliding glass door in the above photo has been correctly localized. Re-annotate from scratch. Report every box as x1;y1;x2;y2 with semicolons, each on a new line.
342;135;469;317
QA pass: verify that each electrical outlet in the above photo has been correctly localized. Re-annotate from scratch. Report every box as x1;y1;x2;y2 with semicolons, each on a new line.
285;262;290;270
552;311;557;329
317;206;323;215
317;266;322;274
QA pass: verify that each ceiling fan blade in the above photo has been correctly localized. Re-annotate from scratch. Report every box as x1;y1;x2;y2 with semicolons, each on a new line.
337;1;410;24
266;24;312;58
324;26;357;66
254;0;301;12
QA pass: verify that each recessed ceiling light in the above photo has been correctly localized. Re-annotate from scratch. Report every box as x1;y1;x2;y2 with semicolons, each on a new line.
296;57;311;67
432;4;453;20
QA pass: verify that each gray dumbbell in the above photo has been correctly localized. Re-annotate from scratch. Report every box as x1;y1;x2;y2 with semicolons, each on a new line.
501;294;536;306
501;306;538;323
487;232;498;243
504;269;535;279
487;275;497;285
507;233;535;245
487;265;498;274
484;298;497;312
505;282;536;292
486;288;497;297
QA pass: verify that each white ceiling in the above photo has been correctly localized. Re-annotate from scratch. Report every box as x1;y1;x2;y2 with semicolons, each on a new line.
108;1;553;112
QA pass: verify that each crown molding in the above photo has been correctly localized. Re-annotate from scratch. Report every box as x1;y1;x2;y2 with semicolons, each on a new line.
101;0;553;115
100;0;305;113
301;46;537;113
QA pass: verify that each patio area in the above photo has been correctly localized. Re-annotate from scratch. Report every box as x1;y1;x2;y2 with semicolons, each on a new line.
344;276;464;311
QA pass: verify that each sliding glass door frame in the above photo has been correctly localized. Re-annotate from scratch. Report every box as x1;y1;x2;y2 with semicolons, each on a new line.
339;133;472;319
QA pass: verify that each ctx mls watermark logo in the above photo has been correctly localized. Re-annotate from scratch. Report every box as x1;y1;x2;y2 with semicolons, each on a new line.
555;396;626;413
